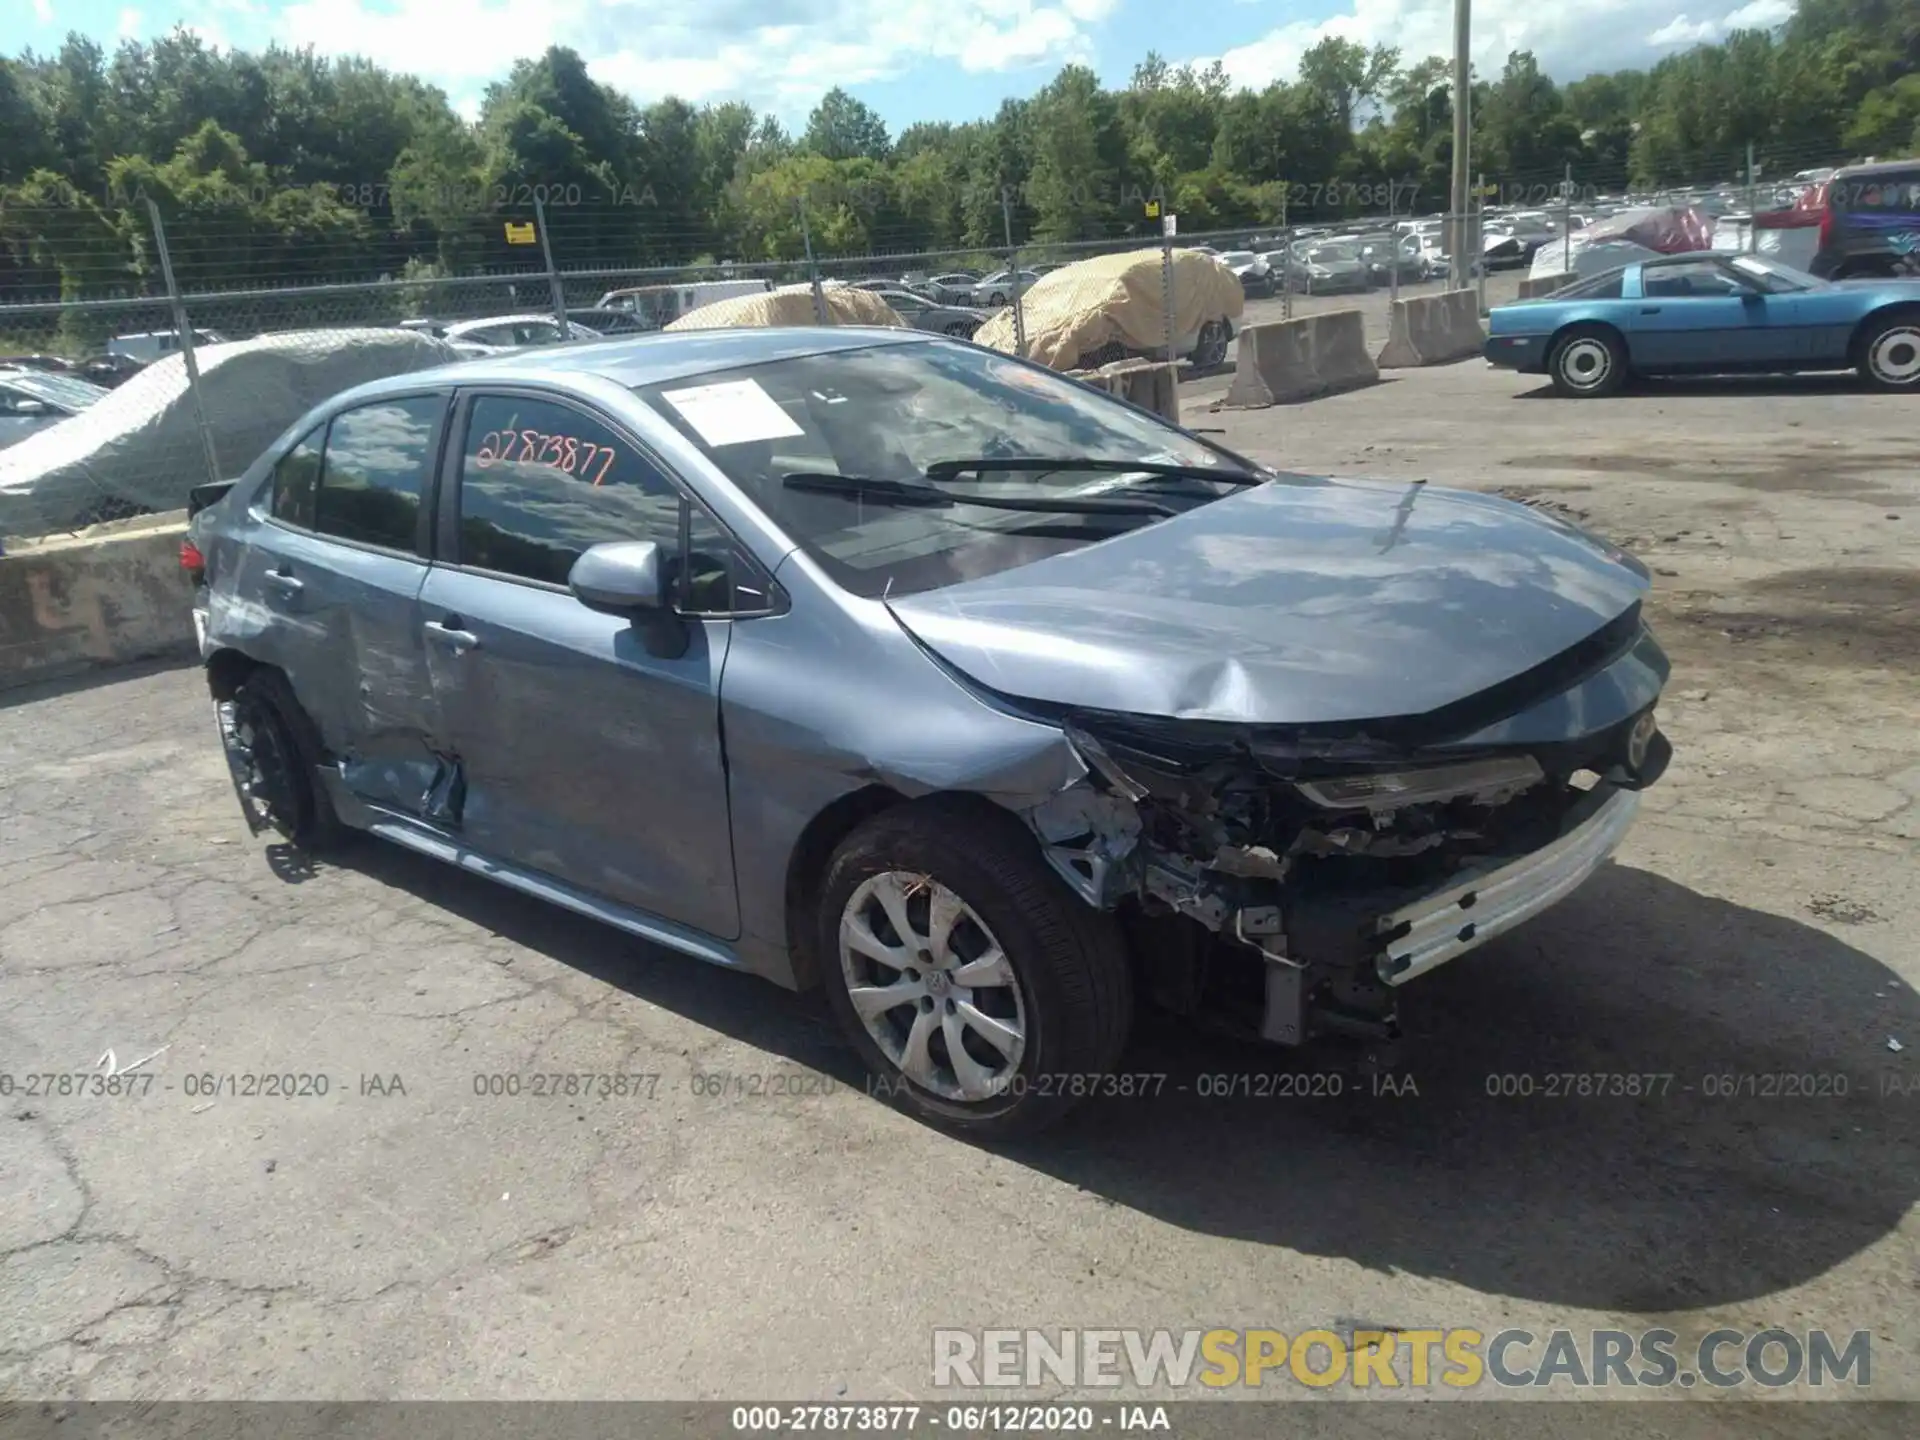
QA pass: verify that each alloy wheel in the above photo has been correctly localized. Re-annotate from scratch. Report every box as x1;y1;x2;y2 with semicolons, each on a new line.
218;696;299;839
838;871;1027;1102
1557;336;1614;392
1867;324;1920;387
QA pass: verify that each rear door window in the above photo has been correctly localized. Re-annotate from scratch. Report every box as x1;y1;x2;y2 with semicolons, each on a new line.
269;428;325;528
311;396;444;552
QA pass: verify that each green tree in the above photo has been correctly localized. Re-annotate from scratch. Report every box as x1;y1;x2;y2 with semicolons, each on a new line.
804;87;891;162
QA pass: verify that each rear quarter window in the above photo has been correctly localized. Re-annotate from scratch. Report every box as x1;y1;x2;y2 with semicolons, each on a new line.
1554;271;1625;299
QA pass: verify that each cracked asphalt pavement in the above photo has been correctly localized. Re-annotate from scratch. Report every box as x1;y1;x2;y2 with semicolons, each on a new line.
1;359;1916;1417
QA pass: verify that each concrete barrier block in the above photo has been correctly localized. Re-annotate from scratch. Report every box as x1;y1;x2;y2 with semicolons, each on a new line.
1097;359;1181;427
1377;290;1486;368
0;514;196;692
1221;320;1319;408
1519;273;1575;300
1307;310;1380;393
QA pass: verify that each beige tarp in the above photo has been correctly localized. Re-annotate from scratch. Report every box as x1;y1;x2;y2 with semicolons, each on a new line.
664;282;907;331
972;249;1244;370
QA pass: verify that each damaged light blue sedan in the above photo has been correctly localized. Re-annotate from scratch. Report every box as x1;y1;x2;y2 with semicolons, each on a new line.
186;327;1672;1135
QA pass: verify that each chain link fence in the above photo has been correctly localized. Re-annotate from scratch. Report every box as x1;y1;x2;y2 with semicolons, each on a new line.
0;144;1863;545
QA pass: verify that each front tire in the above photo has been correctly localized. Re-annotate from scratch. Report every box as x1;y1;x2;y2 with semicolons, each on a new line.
818;798;1133;1137
1548;324;1627;398
1858;311;1920;391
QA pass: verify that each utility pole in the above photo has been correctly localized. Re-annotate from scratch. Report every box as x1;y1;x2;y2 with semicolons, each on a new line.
1448;0;1472;290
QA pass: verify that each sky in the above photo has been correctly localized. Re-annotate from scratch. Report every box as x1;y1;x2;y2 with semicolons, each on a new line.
16;0;1798;130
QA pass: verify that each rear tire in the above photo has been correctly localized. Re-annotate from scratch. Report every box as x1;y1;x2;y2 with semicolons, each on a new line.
1190;320;1230;369
221;669;343;849
817;798;1133;1137
1548;324;1627;398
1857;311;1920;391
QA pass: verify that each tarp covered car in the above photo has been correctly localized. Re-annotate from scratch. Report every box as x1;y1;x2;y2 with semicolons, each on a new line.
1530;205;1714;279
664;283;908;331
971;249;1244;371
0;328;459;537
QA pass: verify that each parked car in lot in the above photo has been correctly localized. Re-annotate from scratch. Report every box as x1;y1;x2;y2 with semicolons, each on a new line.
567;308;652;336
1284;240;1371;294
971;269;1040;306
0;368;108;450
971;248;1242;369
1356;233;1428;286
597;279;775;330
1486;251;1920;396
186;327;1671;1134
871;289;981;337
75;352;151;388
0;353;79;375
1216;250;1275;298
108;328;227;363
1797;159;1920;280
440;315;599;357
919;272;981;305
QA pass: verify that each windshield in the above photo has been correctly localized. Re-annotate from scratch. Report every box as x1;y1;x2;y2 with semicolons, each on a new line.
638;340;1256;599
1306;243;1357;263
5;371;107;410
1219;252;1256;265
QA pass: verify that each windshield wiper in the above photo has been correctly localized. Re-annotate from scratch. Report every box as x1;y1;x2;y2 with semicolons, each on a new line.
781;472;953;506
924;456;1265;486
780;471;1182;517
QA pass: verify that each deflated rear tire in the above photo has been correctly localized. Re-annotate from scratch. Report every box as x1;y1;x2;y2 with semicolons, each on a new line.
1548;324;1627;398
818;797;1133;1137
221;668;343;849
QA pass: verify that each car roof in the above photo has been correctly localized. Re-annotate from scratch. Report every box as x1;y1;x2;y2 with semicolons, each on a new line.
1836;159;1920;179
344;326;928;401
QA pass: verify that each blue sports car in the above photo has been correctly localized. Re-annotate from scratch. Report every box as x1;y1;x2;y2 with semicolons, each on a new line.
1485;252;1920;397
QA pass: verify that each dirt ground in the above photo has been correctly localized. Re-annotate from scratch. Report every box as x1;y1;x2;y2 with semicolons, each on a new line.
0;350;1915;1424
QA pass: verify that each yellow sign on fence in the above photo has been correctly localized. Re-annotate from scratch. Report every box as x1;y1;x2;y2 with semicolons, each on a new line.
504;222;537;245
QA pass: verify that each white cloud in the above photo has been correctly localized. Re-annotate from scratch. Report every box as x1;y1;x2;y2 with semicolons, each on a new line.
32;0;53;23
1647;16;1722;46
273;0;1113;123
117;9;144;40
1196;0;1798;93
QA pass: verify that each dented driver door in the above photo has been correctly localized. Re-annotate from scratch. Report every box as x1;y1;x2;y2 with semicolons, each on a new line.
418;389;741;942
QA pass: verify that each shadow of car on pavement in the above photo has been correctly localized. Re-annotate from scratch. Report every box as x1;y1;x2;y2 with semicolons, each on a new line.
325;842;1918;1313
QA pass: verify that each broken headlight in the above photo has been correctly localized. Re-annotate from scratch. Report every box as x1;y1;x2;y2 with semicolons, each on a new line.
1293;755;1544;811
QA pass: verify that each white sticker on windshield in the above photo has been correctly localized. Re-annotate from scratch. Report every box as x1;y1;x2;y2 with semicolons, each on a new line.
660;378;804;447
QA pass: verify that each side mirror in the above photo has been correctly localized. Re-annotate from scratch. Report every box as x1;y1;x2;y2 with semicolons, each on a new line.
11;399;49;417
569;540;690;659
569;540;667;615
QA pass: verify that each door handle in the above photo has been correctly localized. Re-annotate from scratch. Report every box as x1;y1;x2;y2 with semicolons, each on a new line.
424;619;480;653
264;571;303;594
1639;306;1660;314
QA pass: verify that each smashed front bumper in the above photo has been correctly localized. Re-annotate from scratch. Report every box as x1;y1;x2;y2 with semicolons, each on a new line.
1376;787;1640;986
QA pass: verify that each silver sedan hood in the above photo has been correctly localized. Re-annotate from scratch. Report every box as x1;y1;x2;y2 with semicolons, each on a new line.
884;477;1652;728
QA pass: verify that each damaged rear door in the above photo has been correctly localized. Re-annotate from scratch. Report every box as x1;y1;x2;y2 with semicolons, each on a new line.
244;391;452;814
417;388;741;941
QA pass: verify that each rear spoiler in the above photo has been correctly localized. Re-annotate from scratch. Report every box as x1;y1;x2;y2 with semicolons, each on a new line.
187;479;237;519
